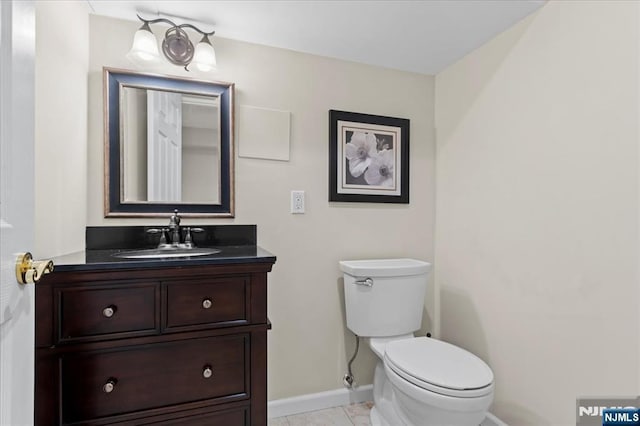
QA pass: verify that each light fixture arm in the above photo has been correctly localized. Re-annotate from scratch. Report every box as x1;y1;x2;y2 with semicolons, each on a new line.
129;14;217;72
136;14;215;37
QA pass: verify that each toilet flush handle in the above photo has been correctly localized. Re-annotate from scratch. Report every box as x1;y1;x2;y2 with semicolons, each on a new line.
354;277;373;287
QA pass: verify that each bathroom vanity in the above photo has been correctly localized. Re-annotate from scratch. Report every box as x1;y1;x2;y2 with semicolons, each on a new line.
35;225;275;425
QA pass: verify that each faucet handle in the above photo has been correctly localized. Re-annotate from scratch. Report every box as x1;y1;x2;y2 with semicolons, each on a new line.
146;228;168;245
184;227;204;248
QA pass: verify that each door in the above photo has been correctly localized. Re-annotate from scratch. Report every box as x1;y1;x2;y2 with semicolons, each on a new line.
147;90;182;202
0;1;36;425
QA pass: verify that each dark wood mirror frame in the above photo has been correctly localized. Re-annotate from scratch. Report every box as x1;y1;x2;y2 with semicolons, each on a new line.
104;67;234;217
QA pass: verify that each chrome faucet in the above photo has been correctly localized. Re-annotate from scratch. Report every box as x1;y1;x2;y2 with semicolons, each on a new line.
168;209;181;246
147;209;204;249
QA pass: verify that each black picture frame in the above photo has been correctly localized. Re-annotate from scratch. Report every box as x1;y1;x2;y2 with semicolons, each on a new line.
329;110;409;203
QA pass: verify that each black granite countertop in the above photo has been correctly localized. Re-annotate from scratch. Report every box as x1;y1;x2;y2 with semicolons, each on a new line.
49;224;276;272
50;245;276;272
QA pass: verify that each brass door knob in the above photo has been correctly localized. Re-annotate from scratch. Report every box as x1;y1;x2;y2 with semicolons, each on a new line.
15;252;54;284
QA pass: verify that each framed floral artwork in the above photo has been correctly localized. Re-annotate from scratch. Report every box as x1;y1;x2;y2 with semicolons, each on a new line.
329;110;409;203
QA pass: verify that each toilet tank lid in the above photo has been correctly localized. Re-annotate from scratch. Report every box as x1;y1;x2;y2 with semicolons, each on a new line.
339;258;431;277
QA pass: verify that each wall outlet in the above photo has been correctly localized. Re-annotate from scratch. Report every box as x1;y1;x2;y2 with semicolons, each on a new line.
291;190;305;214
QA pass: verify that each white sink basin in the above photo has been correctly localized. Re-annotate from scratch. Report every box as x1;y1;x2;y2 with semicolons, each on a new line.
112;247;221;259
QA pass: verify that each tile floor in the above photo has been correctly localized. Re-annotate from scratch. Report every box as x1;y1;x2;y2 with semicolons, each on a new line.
268;401;373;426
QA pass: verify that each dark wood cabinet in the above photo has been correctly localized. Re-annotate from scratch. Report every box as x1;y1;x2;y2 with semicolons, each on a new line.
36;261;274;425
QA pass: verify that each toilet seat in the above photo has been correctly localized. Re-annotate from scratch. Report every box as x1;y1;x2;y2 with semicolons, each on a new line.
384;337;494;398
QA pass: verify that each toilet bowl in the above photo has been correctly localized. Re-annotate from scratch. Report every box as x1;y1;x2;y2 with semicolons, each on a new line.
340;259;495;426
375;336;494;426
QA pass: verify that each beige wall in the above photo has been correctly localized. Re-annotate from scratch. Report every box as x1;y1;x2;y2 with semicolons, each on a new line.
40;3;638;418
35;1;89;257
435;2;639;425
88;15;436;399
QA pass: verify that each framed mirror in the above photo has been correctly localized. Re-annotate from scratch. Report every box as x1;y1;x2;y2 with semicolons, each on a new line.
104;67;234;217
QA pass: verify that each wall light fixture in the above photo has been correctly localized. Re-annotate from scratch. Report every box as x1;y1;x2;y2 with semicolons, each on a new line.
128;14;217;72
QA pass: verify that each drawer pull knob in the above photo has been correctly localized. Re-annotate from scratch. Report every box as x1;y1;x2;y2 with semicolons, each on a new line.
202;366;213;379
202;298;213;309
103;379;117;393
102;306;116;318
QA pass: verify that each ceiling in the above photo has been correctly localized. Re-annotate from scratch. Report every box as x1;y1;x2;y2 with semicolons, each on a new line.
86;0;545;75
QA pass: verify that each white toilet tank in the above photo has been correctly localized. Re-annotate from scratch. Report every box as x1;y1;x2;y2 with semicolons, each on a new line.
340;259;431;337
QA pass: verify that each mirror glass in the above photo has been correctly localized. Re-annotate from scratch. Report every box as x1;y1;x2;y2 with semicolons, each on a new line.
104;68;234;217
121;88;220;204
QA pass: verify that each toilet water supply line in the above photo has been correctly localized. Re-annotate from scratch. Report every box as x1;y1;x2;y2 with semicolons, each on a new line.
343;333;360;388
342;331;433;388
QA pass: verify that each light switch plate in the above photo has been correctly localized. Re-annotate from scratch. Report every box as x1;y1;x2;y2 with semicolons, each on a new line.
291;190;305;214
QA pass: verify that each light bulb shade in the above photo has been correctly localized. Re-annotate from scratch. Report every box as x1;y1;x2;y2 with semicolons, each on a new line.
127;25;160;62
192;36;217;72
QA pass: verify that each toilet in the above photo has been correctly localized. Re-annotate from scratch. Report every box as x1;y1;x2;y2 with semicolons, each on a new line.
340;258;494;426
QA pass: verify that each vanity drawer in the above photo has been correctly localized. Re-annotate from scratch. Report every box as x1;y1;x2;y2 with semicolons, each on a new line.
57;284;159;343
60;334;248;424
164;277;248;331
140;407;249;425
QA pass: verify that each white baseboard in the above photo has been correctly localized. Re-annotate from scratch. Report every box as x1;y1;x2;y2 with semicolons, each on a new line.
268;385;508;426
267;385;373;419
483;412;509;426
